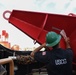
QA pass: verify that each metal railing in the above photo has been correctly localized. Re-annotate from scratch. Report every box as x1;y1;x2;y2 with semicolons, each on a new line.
0;58;14;75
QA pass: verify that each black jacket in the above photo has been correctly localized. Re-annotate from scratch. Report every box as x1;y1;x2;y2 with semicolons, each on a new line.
34;48;73;75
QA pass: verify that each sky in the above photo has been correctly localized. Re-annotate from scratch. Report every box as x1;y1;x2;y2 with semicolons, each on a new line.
0;0;76;50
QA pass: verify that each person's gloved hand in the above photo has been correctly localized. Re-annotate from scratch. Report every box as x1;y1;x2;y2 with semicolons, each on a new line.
60;30;67;39
60;30;71;48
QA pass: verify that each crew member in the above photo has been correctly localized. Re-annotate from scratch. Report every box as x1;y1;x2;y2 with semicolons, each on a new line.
30;30;73;75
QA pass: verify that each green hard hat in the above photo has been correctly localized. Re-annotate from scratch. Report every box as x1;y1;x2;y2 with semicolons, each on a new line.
46;31;61;47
